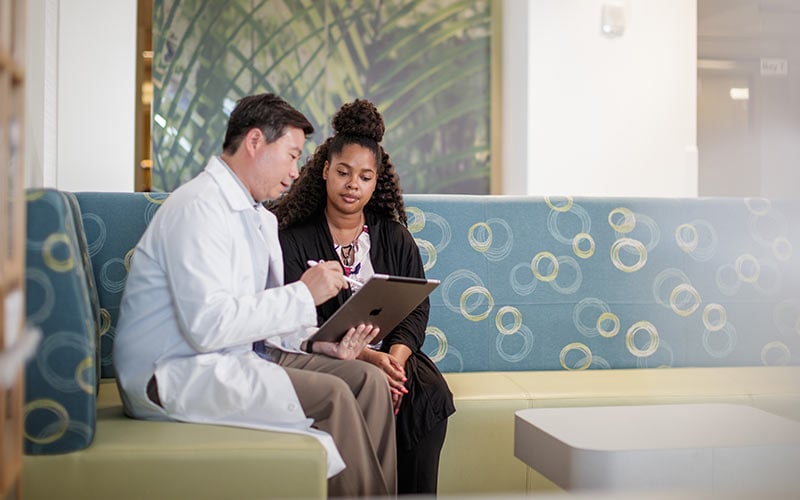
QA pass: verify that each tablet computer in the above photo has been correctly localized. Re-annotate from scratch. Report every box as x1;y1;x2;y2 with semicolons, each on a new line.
309;274;439;344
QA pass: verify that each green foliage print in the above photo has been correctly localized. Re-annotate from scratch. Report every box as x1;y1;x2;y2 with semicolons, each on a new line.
153;0;491;193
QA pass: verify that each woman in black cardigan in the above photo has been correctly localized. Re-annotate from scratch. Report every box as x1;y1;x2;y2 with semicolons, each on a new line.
272;99;455;495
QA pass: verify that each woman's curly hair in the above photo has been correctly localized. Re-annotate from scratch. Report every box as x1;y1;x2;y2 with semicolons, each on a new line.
272;99;407;229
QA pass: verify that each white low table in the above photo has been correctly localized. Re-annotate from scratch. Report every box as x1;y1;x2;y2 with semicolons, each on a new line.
514;403;800;492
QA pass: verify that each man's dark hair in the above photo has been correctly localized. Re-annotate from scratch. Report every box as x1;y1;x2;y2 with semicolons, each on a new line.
222;93;314;154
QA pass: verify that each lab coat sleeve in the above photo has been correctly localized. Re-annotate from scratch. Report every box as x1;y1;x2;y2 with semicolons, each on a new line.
158;197;316;353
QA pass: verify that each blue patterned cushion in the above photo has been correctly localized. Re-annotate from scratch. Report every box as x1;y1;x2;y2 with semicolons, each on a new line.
405;195;800;372
24;189;97;454
74;192;169;379
63;192;102;386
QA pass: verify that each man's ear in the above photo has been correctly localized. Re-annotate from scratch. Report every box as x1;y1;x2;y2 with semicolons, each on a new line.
244;128;263;156
322;161;329;180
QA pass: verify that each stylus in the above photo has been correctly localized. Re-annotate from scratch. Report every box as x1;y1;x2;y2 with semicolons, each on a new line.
306;260;362;288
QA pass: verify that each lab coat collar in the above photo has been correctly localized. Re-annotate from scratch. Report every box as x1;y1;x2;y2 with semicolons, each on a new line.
205;156;257;213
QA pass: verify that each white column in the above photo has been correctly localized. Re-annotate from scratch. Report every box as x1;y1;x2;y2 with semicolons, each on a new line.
500;0;529;195
56;0;137;192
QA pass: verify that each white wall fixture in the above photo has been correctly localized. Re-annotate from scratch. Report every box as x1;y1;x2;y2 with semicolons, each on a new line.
601;3;626;37
729;87;750;101
528;0;697;197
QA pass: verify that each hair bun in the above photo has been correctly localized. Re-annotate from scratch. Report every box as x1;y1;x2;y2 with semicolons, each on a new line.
331;99;385;143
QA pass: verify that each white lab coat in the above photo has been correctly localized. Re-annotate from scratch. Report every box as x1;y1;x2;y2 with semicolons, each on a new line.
114;157;345;476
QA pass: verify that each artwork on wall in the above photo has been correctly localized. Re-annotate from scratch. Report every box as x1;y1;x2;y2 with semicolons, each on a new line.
152;0;492;194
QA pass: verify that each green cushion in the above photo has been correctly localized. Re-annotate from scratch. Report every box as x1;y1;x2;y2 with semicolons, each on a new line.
23;382;327;500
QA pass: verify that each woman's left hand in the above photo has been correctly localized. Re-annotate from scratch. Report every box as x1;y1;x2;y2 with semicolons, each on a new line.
392;392;403;415
366;351;407;395
358;348;409;414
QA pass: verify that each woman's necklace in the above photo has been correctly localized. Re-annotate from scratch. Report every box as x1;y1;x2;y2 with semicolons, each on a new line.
329;215;365;267
339;242;356;267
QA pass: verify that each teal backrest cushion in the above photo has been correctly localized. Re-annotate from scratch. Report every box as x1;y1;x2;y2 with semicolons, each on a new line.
61;192;800;379
74;192;169;379
405;195;800;372
24;189;97;454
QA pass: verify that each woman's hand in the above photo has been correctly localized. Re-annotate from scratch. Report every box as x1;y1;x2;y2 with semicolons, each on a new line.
387;344;413;414
392;392;403;415
359;349;408;414
313;324;379;360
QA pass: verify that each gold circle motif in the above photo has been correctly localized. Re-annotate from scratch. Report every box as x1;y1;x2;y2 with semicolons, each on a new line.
610;238;647;273
626;321;659;357
559;342;592;370
669;283;701;317
531;251;559;282
424;326;448;363
99;309;112;336
414;239;437;272
144;193;167;204
772;237;792;262
545;196;573;212
761;341;790;366
406;207;426;234
468;222;493;253
26;190;46;201
596;312;620;338
608;207;636;233
124;247;136;271
572;233;595;259
495;306;523;336
702;303;727;332
675;223;699;253
459;286;494;322
24;399;70;444
43;233;75;272
744;198;771;216
75;357;95;394
735;254;760;283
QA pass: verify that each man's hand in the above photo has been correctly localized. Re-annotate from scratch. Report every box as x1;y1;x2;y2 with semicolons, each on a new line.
299;260;348;305
313;324;379;360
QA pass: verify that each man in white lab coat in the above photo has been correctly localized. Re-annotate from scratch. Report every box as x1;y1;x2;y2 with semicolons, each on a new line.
114;93;396;497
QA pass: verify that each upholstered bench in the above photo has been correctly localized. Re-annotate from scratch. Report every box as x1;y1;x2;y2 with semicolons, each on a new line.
22;190;800;498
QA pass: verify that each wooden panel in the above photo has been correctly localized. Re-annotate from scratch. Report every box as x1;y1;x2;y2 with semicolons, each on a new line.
0;68;8;290
0;0;10;53
1;371;23;494
10;0;24;68
6;70;24;288
1;0;25;497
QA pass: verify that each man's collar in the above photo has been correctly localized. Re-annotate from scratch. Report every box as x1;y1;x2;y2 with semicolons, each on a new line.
206;157;259;212
217;156;257;206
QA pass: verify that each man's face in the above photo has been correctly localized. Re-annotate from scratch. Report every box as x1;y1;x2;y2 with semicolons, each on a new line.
252;126;305;202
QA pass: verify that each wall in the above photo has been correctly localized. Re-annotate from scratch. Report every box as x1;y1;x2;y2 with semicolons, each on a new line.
25;0;136;191
499;0;528;195
697;0;800;199
24;0;52;188
27;0;698;196
521;0;697;197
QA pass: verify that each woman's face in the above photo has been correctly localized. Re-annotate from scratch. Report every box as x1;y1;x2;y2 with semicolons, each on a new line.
323;143;378;217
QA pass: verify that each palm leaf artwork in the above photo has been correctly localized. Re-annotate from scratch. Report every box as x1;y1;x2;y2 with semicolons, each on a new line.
152;0;491;193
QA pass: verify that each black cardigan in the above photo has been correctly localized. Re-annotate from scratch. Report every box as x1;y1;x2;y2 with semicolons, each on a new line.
279;209;455;449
